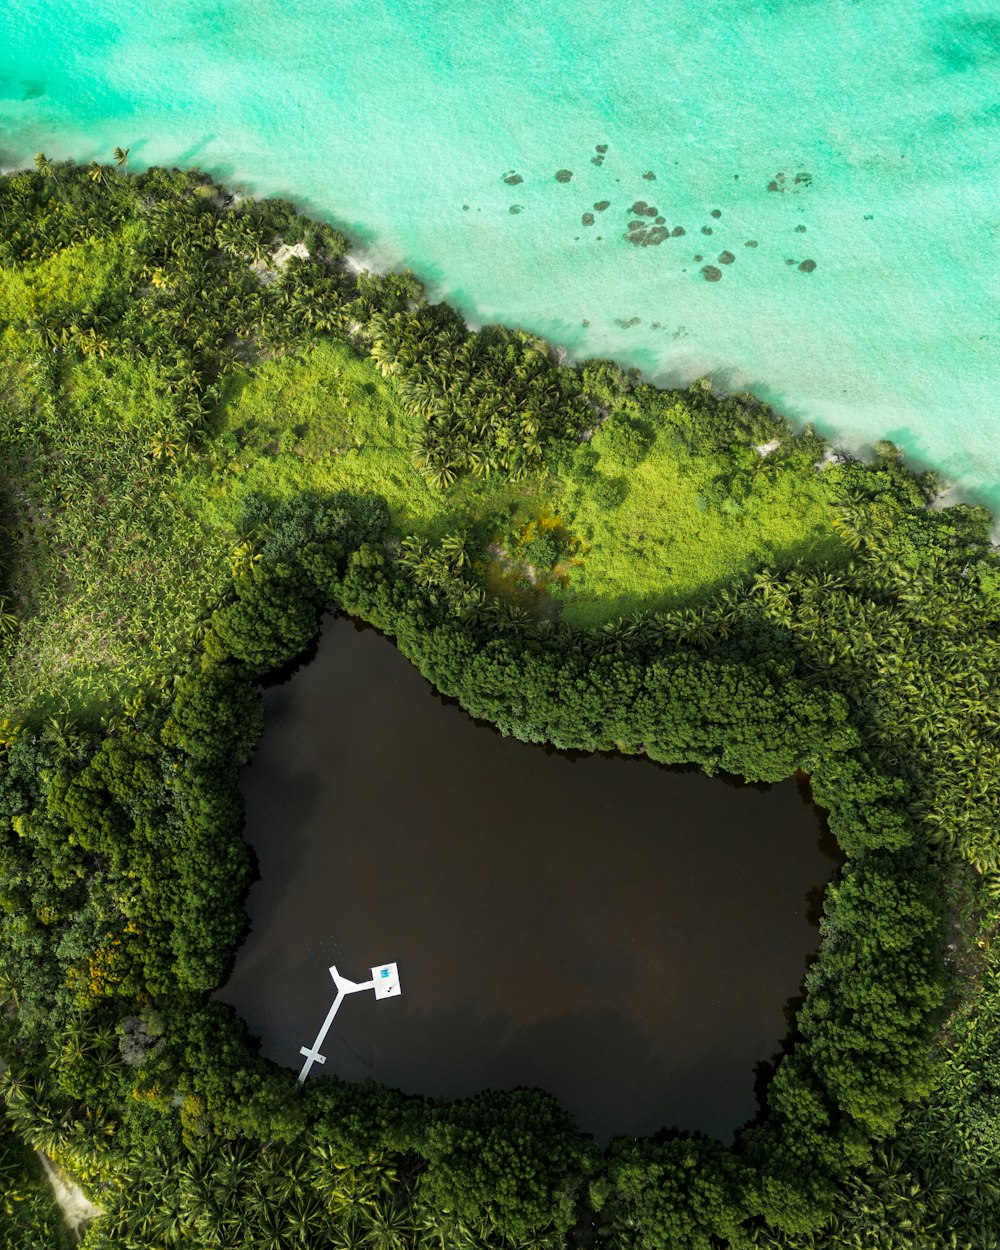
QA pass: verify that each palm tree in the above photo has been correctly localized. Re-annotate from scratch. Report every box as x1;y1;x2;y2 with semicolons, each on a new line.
113;146;130;173
33;151;61;190
364;1198;415;1250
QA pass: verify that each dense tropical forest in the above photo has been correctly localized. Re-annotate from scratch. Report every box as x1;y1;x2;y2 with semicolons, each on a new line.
0;153;999;1248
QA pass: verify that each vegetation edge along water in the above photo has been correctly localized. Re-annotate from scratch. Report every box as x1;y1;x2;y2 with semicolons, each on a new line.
0;155;999;1248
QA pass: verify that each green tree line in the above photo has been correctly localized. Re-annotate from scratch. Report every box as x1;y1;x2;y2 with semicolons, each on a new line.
0;154;998;1247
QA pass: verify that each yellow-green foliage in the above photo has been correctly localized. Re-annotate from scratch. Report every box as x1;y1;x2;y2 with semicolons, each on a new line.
202;338;553;542
0;327;550;720
559;411;847;624
202;338;440;532
0;232;131;330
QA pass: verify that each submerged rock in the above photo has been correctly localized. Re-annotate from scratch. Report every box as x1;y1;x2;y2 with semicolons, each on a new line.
502;171;523;185
582;212;595;226
701;265;723;281
555;169;573;183
509;204;523;214
671;226;685;237
594;200;611;212
718;250;735;264
795;223;807;232
596;143;608;153
701;226;713;235
798;258;817;272
710;208;722;218
643;170;656;180
744;239;758;247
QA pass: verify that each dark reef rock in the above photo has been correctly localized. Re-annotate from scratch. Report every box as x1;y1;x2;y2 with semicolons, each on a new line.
594;200;611;212
654;216;665;225
509;204;523;214
795;224;807;233
701;265;723;281
671;226;685;237
591;155;605;166
582;212;595;226
795;171;812;185
744;239;758;247
555;169;573;183
701;226;713;235
502;171;523;185
596;144;608;153
710;208;722;218
798;258;817;272
643;170;656;181
718;250;735;264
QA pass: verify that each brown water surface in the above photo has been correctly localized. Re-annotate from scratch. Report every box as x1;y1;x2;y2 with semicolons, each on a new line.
220;616;838;1142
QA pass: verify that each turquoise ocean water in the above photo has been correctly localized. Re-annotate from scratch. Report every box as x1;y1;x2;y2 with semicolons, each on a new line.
1;0;998;504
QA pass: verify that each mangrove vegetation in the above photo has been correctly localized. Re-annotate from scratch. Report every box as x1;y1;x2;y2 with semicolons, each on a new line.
0;154;998;1248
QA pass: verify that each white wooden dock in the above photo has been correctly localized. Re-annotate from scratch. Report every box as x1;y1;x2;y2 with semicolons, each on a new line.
298;962;400;1083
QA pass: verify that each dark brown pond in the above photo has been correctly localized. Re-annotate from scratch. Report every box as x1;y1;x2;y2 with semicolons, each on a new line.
220;616;839;1142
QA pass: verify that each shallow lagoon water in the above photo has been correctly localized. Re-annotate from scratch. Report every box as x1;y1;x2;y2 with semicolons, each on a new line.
1;0;998;505
219;618;839;1141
